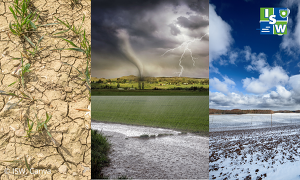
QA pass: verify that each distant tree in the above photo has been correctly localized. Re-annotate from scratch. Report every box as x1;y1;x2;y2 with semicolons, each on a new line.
117;83;120;88
202;79;209;85
122;79;127;84
142;82;144;90
138;82;141;90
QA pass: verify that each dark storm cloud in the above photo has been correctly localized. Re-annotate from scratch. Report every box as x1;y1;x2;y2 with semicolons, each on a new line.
92;0;208;50
186;0;209;15
177;15;209;30
92;0;209;78
168;24;181;36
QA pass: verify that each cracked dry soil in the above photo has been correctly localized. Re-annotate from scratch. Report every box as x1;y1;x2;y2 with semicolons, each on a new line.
0;0;91;179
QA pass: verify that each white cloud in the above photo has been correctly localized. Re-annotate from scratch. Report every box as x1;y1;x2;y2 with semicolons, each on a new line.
229;52;238;64
223;76;236;86
270;91;279;98
243;46;252;61
209;4;233;63
209;89;299;110
242;66;289;94
240;48;290;94
280;1;300;55
210;73;300;110
276;85;291;99
209;91;263;109
210;76;235;94
246;53;268;72
210;78;229;93
289;74;300;94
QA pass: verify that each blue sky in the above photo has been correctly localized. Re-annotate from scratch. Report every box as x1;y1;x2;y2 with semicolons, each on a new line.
209;0;300;110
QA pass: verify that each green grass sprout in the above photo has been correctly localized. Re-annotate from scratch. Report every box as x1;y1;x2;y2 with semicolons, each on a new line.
0;90;32;102
25;118;34;138
54;15;85;36
10;55;31;89
36;112;52;139
24;155;31;171
52;15;91;60
9;0;39;38
26;35;44;57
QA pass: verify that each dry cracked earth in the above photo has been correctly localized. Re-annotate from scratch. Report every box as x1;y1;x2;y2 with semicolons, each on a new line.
0;0;91;179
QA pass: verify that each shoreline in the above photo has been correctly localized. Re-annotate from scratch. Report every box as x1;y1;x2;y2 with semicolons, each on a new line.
92;120;209;137
210;124;300;135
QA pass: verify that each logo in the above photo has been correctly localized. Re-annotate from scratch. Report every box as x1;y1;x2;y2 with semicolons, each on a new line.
260;7;290;35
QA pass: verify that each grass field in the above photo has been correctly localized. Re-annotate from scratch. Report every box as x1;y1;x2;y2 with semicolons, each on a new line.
92;89;209;96
92;96;209;135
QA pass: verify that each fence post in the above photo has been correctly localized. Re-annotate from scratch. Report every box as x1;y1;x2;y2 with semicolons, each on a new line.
271;113;272;128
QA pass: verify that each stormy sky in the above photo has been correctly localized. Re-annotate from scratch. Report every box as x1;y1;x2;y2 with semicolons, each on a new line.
91;0;209;79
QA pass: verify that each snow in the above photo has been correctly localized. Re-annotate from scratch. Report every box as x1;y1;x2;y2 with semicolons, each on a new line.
210;113;300;132
209;114;300;180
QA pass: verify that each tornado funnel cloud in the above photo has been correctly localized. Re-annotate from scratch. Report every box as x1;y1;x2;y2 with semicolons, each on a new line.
117;30;143;79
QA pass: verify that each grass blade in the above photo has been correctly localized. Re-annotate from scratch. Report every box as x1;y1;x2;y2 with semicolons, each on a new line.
63;47;85;53
43;124;52;138
61;62;83;75
23;35;35;47
24;63;31;72
9;22;17;35
61;38;78;48
24;156;30;171
37;35;44;45
29;20;37;30
8;81;17;87
9;7;19;24
53;29;70;35
36;23;59;27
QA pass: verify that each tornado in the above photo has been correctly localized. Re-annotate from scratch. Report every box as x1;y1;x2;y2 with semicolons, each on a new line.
116;29;143;79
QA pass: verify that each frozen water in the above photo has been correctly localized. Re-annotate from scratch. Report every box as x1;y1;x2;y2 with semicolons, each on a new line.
210;113;300;132
92;121;209;179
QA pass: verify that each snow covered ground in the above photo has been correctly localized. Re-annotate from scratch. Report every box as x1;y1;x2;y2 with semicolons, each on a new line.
209;114;300;180
210;113;300;132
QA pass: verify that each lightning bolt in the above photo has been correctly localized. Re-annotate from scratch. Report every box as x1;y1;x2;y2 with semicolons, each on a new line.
162;33;208;77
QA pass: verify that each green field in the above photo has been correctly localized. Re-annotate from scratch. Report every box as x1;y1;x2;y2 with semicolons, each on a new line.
92;89;209;96
92;96;209;135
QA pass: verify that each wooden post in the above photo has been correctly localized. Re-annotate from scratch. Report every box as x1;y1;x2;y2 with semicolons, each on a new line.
271;113;272;127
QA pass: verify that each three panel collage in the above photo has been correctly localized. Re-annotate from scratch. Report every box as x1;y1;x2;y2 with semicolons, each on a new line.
0;0;299;179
